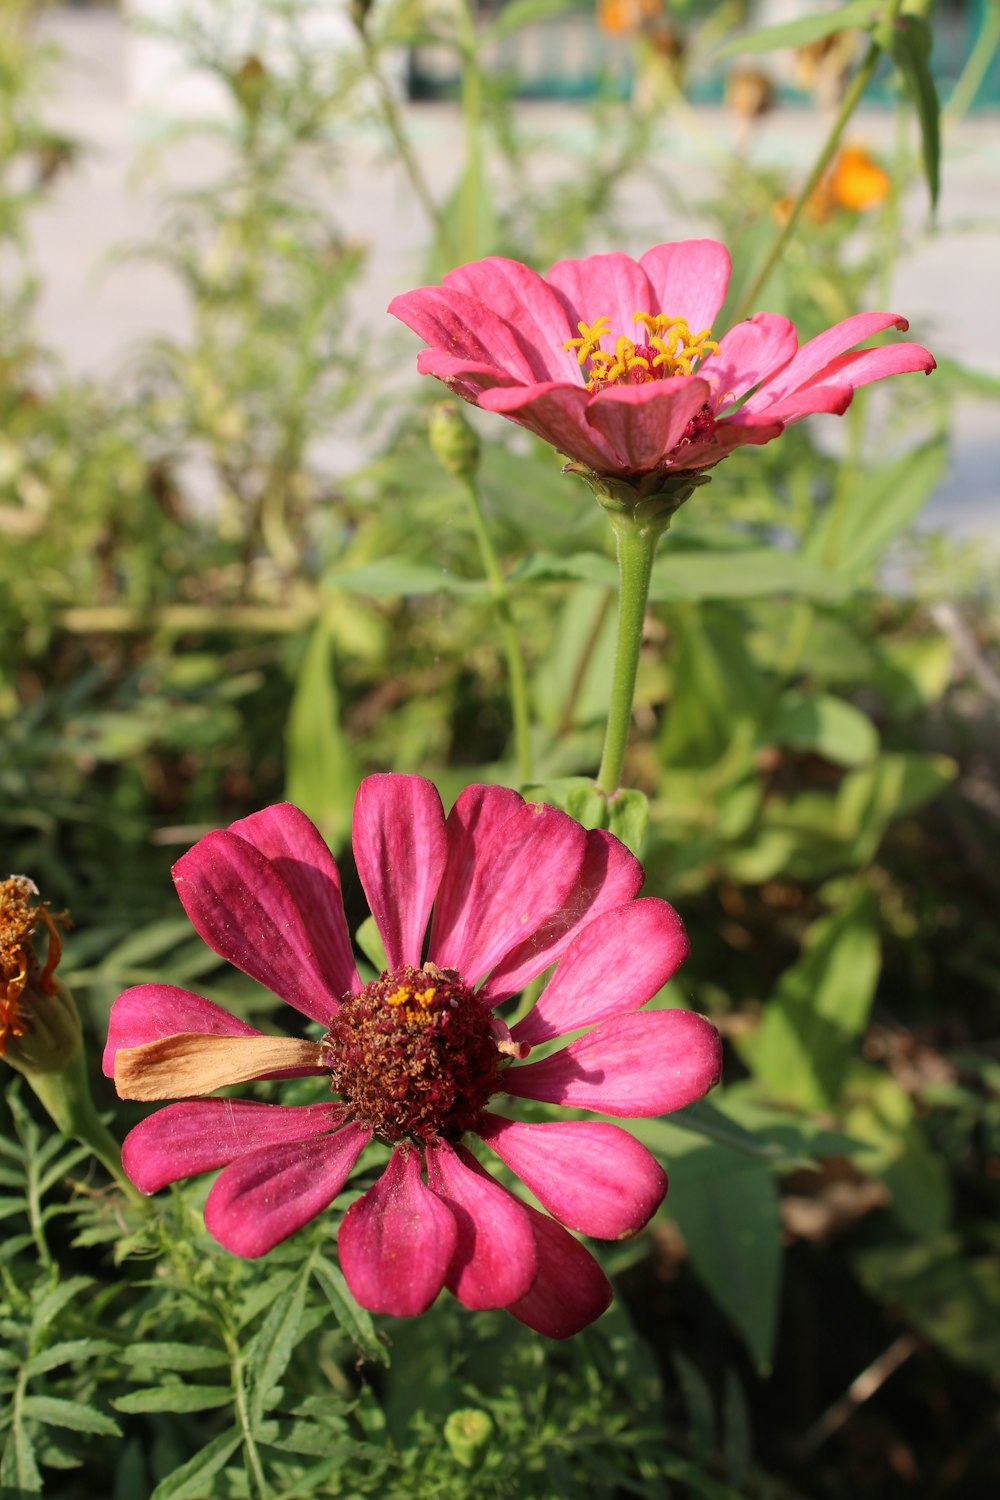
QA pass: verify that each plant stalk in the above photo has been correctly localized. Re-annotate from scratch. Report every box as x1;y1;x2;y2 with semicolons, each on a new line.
595;515;664;795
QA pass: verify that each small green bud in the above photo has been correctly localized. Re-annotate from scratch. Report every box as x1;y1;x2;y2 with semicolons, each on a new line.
429;401;481;481
443;1407;494;1469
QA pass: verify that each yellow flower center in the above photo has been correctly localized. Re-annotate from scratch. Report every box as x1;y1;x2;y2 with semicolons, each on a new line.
564;312;720;392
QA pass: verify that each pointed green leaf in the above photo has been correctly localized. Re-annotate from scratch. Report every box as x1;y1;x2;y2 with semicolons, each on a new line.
313;1256;388;1366
149;1428;242;1500
114;1385;234;1415
21;1396;121;1437
890;15;941;208
285;615;356;847
715;0;883;57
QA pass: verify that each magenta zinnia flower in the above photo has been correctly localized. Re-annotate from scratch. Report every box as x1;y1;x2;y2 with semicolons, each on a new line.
105;775;721;1337
388;239;935;484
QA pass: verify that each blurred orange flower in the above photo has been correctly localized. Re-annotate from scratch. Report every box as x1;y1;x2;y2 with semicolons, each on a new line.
829;145;891;212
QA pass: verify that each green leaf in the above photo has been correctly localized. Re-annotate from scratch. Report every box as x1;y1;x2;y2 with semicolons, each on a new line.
837;752;956;864
23;1339;115;1378
20;1396;120;1437
248;1259;312;1425
606;788;649;856
0;1415;42;1493
149;1428;242;1500
763;690;878;768
669;1145;783;1374
324;561;485;600
113;1385;234;1415
741;887;881;1109
890;15;940;208
285;615;356;848
510;548;845;602
354;915;387;975
854;1235;998;1372
313;1256;389;1366
29;1278;93;1344
118;1343;228;1373
484;0;577;42
806;438;947;579
842;1064;952;1236
715;0;883;57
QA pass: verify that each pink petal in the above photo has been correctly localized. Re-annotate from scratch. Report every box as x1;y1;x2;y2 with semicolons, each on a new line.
730;384;853;426
428;800;588;984
204;1123;371;1258
508;1205;611;1339
504;1008;723;1115
742;312;909;412
799;341;936;391
228;803;359;1000
416;348;524;404
352;774;448;971
511;897;689;1046
707;313;798;410
442;257;575;382
639;240;732;332
172;830;340;1024
546;251;654;348
122;1100;343;1194
387;285;538;383
675;414;785;470
479;381;623;472
477;1112;666;1239
480;827;643;1005
338;1145;457;1316
585;377;712;473
429;784;525;962
424;1141;537;1310
103;984;261;1078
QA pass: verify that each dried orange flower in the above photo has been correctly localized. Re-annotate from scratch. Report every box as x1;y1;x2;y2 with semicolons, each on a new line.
0;876;68;1057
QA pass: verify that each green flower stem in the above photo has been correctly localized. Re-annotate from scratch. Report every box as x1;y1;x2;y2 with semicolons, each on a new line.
595;514;665;796
461;478;533;786
945;0;1000;122
27;1049;146;1209
731;0;904;322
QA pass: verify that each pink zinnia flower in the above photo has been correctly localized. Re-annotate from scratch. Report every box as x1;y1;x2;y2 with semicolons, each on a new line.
105;775;721;1338
388;239;935;485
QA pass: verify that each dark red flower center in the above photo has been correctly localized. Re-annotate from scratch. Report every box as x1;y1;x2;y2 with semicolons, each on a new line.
325;963;502;1142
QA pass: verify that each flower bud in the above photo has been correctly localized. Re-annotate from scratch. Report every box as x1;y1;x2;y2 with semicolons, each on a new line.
429;401;480;481
443;1408;494;1469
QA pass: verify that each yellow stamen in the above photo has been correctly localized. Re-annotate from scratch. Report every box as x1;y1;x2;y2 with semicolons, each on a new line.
566;309;720;390
563;317;611;366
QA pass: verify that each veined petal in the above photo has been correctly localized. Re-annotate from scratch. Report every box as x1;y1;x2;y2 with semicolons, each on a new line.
228;803;359;1000
204;1123;371;1258
742;312;909;412
798;341;936;391
442;257;575;382
504;1009;722;1116
103;984;261;1078
511;897;689;1046
730;385;852;426
478;1112;666;1239
352;774;448;970
429;800;588;984
424;1141;537;1310
429;784;525;963
388;285;539;383
479;382;623;471
172;830;340;1024
585;378;712;473
508;1205;612;1339
708;313;798;410
114;1033;326;1102
480;827;643;1005
546;251;654;348
339;1145;457;1316
122;1099;343;1194
416;348;524;403
639;239;732;333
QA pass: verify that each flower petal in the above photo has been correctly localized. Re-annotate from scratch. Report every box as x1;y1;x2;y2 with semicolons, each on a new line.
504;1009;723;1116
204;1123;371;1258
172;830;340;1024
479;381;623;471
708;313;798;409
114;1034;327;1102
480;828;643;1005
228;803;359;1000
742;312;909;412
428;800;588;984
547;251;654;346
387;285;539;382
442;257;575;382
429;784;525;962
511;897;689;1046
103;984;261;1078
424;1141;537;1310
416;348;524;404
508;1205;612;1338
584;377;712;473
639;239;732;332
477;1112;666;1239
679;414;785;469
798;341;936;391
731;384;852;426
122;1100;343;1194
352;774;448;970
338;1145;457;1316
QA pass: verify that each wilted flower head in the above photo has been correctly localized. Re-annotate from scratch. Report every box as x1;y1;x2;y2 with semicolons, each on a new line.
105;775;722;1338
389;239;934;511
0;875;75;1072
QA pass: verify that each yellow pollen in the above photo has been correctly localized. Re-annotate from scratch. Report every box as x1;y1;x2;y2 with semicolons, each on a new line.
385;983;437;1025
565;310;720;391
